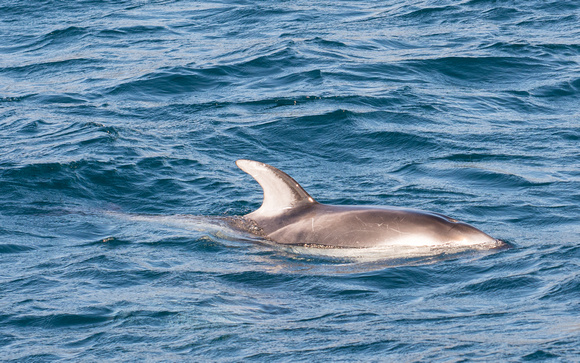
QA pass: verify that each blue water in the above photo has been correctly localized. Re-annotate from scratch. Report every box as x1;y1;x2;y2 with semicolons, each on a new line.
1;0;579;361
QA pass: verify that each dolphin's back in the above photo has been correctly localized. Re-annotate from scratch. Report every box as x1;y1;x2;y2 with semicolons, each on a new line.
264;204;449;247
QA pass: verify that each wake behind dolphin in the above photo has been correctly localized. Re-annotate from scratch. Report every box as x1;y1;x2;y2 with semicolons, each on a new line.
236;160;505;250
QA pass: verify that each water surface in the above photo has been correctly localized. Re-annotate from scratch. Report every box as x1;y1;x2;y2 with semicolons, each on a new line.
1;0;579;361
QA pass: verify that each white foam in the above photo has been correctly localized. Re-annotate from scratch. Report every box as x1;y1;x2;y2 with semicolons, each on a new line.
272;239;504;263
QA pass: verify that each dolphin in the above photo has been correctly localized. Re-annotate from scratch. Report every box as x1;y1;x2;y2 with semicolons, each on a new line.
236;159;503;249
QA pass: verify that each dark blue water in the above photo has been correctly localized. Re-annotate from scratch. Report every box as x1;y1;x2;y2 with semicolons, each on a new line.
1;0;579;361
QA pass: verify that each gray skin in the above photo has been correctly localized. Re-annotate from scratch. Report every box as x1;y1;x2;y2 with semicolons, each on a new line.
236;159;501;248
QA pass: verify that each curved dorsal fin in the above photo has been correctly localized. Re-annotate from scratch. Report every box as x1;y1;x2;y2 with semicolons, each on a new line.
236;159;317;218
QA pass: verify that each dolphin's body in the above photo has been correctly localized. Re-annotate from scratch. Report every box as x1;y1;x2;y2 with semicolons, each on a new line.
236;159;502;249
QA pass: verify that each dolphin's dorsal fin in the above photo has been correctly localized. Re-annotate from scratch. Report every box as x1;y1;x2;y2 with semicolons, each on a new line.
236;160;317;218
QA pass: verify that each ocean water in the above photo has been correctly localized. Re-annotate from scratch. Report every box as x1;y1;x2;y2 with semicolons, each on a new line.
1;0;579;361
